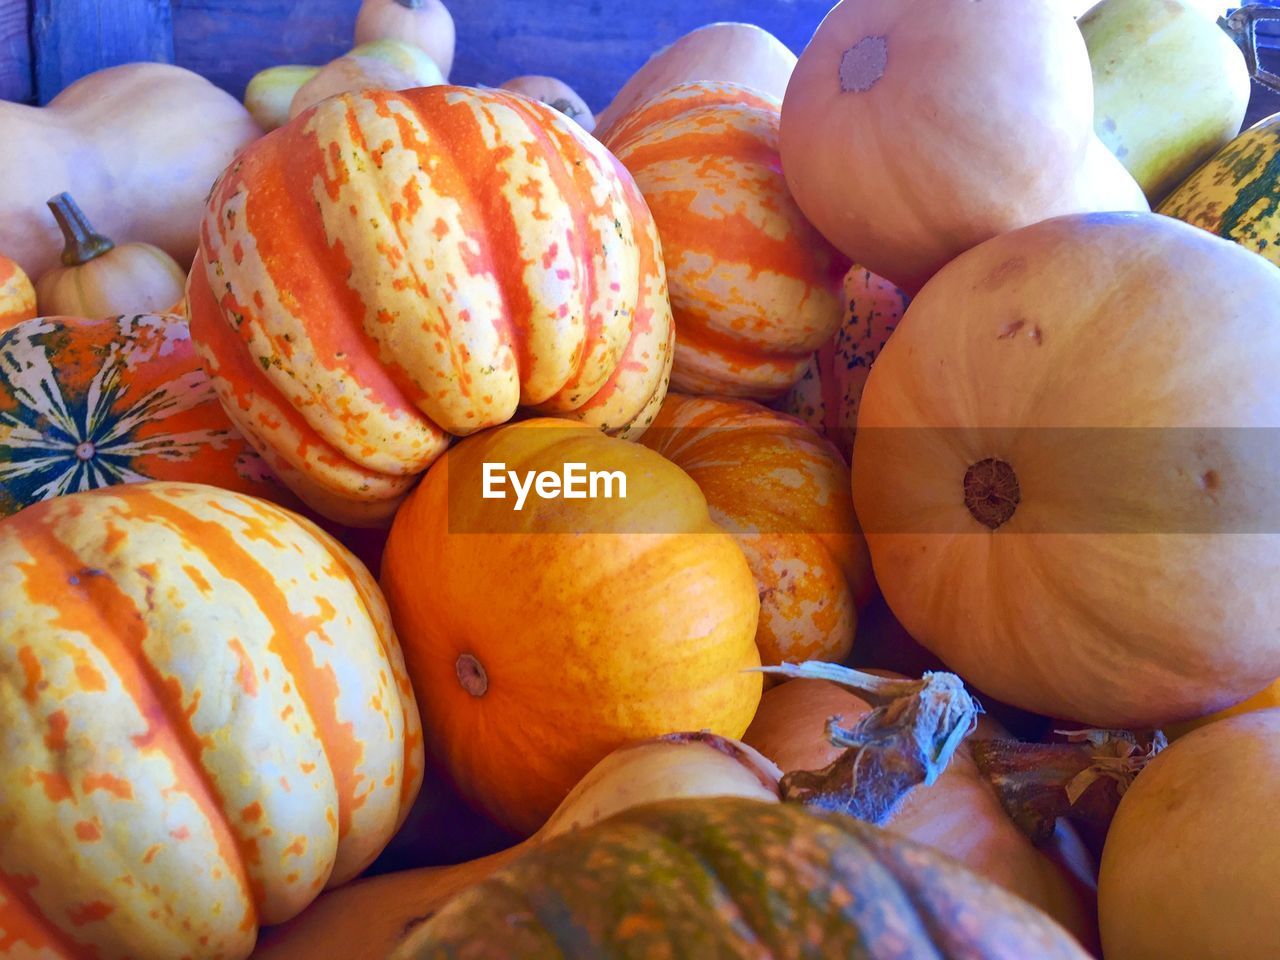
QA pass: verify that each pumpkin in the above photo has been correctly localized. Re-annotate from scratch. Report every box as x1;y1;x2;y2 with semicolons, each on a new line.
1080;0;1250;203
256;733;782;959
1099;710;1280;959
744;677;1100;951
0;63;261;281
244;65;321;131
189;85;674;527
354;0;456;79
0;481;423;960
35;193;187;319
603;81;849;397
779;0;1148;293
392;797;1093;959
0;314;291;519
595;22;797;138
640;393;874;669
1158;113;1280;268
289;39;446;121
0;255;37;331
851;211;1280;728
1165;676;1280;739
781;265;909;459
379;417;762;836
500;75;595;131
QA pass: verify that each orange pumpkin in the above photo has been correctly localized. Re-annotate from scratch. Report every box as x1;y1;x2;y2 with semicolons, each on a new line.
380;418;762;836
744;677;1100;953
1166;677;1280;739
0;254;36;330
852;212;1280;727
782;265;909;459
0;314;293;519
640;393;874;669
603;81;848;397
189;85;674;527
0;481;423;959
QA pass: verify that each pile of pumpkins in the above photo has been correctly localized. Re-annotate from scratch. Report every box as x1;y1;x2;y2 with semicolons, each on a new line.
1;0;1279;957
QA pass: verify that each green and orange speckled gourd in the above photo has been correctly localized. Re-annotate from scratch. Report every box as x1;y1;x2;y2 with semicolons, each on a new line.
388;797;1094;959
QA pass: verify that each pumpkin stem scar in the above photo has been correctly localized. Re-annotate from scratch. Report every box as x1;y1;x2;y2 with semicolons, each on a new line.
963;458;1020;530
456;654;488;697
839;37;888;93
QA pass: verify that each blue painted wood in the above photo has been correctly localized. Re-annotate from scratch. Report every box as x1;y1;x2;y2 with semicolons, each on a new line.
0;0;32;102
32;0;173;103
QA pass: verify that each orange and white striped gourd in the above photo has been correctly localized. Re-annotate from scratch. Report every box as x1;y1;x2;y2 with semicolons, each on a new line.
0;481;423;959
0;254;36;330
189;85;674;527
602;81;849;399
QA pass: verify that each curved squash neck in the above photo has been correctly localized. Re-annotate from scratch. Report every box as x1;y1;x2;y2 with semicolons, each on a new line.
47;193;115;267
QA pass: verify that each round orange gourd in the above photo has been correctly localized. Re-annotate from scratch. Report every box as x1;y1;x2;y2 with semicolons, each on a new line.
852;212;1280;728
0;254;36;330
380;418;762;837
0;314;291;519
780;0;1147;293
603;81;848;397
189;85;674;527
640;393;874;668
0;481;423;960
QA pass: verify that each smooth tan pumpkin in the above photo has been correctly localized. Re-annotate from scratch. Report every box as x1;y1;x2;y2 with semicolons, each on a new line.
289;39;446;120
244;65;321;131
354;0;456;78
500;75;595;130
744;677;1100;952
852;212;1280;728
0;64;260;281
779;0;1147;292
595;22;796;137
0;254;36;331
1099;710;1280;959
1165;677;1280;739
641;394;874;669
380;418;762;837
35;194;187;319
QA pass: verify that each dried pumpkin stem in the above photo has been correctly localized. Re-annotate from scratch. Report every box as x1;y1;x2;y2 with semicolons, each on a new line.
756;662;981;826
971;729;1167;844
47;193;115;267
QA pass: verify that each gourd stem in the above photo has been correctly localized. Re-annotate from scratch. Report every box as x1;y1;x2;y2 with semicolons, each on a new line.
1221;5;1280;94
757;662;981;825
970;729;1167;844
47;193;115;267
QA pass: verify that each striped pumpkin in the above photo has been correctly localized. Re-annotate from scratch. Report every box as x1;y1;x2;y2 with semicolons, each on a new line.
0;481;423;959
0;255;36;331
1159;114;1280;267
0;314;291;519
601;81;849;399
189;85;674;527
641;393;874;670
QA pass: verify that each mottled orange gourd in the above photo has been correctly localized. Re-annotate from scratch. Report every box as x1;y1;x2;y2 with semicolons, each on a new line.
602;81;848;398
0;482;423;960
641;393;874;669
189;85;674;527
0;255;37;330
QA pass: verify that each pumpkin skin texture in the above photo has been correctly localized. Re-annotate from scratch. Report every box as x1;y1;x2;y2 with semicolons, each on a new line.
779;0;1148;293
595;22;796;138
500;76;595;131
1099;710;1280;959
380;418;762;837
603;82;849;397
0;64;261;281
851;212;1280;728
0;481;423;960
289;40;446;121
0;255;37;331
1158;114;1280;269
392;797;1093;959
744;677;1100;952
189;85;674;527
354;0;456;79
1165;676;1280;739
782;265;909;460
641;394;874;669
0;314;291;519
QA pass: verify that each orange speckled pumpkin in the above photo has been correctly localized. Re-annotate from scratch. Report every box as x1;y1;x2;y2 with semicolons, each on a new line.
0;255;36;331
602;81;848;398
380;418;762;837
641;393;874;669
0;314;292;519
189;85;674;527
0;481;423;960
